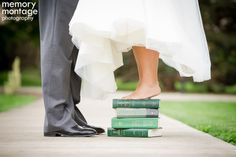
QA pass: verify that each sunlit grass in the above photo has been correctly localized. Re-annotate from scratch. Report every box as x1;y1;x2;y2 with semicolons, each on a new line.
0;94;36;112
161;101;236;145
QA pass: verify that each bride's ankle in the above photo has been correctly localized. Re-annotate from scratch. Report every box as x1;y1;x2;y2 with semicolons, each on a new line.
138;82;160;89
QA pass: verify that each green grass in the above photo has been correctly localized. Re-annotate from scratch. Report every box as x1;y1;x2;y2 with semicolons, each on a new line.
0;68;41;86
116;79;138;91
116;79;236;94
0;94;36;112
175;81;208;93
21;68;41;86
160;101;236;145
0;71;8;86
225;85;236;94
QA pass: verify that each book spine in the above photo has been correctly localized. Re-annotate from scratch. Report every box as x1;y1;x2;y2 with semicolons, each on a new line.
112;117;158;129
116;108;159;118
107;128;149;137
113;99;160;109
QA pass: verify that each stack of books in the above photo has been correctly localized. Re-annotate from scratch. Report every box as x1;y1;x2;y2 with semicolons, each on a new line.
107;99;162;138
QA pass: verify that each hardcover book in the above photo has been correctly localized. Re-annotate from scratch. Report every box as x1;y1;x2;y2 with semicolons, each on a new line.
107;128;162;138
116;108;159;118
111;117;159;129
113;99;160;109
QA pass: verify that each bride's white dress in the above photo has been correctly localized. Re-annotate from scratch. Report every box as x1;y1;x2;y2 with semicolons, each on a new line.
69;0;211;99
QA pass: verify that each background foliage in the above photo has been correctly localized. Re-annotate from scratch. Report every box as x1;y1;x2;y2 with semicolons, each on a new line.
0;0;39;71
0;0;235;93
115;0;236;93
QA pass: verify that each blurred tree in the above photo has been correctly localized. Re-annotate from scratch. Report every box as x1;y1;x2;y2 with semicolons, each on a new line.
115;0;236;91
0;0;235;92
200;0;236;86
0;0;39;71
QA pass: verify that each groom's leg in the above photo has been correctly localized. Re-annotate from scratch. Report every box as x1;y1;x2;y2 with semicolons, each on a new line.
70;47;105;134
70;46;87;123
39;0;80;132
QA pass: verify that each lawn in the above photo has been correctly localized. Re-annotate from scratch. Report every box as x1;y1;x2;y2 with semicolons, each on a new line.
0;94;36;112
21;68;41;86
116;79;138;91
160;101;236;145
0;68;41;86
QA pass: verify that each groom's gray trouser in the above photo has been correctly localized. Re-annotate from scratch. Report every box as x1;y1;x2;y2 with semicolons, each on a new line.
39;0;84;132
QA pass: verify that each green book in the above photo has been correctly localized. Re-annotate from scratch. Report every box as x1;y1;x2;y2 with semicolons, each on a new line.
107;128;162;138
116;108;159;118
111;117;158;129
113;99;160;109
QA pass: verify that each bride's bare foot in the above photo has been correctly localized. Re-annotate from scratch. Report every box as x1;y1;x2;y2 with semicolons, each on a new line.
122;83;161;99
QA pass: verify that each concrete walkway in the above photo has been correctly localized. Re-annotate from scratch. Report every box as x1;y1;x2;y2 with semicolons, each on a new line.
0;92;236;157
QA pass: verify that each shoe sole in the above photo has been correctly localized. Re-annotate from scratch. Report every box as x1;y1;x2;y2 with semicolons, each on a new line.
44;132;96;137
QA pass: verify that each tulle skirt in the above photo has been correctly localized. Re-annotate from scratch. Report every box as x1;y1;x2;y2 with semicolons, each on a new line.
69;0;211;99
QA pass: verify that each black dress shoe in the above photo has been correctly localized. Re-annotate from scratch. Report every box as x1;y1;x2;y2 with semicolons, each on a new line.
75;118;105;134
84;124;105;134
44;125;97;137
73;107;105;134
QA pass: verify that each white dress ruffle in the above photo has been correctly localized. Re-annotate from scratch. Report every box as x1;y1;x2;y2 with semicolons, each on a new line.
69;0;211;99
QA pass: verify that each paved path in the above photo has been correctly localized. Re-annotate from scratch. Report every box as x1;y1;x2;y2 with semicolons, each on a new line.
0;92;236;157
